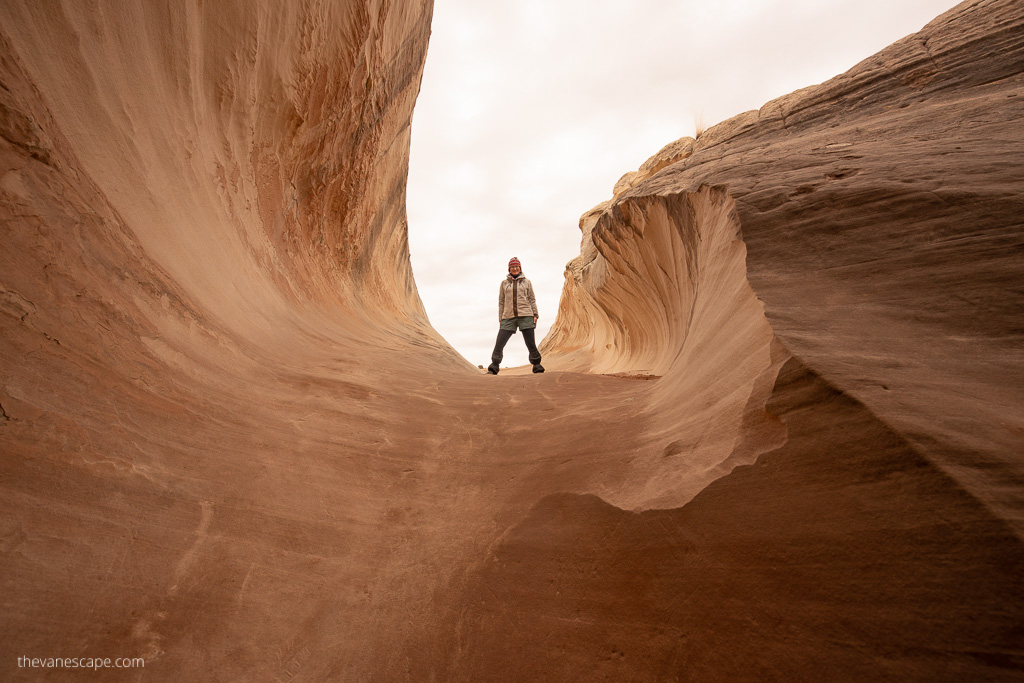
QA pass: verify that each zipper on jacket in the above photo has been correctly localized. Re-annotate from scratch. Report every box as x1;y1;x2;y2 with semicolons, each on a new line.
512;278;519;317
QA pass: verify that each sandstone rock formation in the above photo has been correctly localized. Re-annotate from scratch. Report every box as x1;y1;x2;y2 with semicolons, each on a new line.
2;0;1022;680
543;0;1024;531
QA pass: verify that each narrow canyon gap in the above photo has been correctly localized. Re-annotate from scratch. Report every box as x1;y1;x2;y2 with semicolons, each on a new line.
1;0;1022;681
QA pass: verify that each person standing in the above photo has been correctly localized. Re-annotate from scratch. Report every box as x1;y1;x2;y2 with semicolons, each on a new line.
488;257;544;375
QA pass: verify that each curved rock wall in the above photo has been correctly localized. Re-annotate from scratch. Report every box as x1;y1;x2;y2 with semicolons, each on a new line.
0;0;440;351
543;0;1024;533
540;186;786;510
2;0;1023;679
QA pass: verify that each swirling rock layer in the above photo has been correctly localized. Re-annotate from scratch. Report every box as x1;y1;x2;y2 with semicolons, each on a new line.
2;0;1023;680
545;0;1024;535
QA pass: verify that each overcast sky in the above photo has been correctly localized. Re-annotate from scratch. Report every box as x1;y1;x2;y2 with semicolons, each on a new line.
407;0;962;368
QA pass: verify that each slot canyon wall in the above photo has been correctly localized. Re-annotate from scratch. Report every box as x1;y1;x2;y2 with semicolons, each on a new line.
1;0;1022;681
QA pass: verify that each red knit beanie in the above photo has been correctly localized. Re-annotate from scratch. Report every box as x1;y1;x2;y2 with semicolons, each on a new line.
508;257;521;270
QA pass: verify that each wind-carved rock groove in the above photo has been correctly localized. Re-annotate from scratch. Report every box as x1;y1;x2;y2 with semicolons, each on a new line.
1;0;1023;680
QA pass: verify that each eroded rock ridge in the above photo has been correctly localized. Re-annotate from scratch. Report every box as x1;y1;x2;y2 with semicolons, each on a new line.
2;0;1023;680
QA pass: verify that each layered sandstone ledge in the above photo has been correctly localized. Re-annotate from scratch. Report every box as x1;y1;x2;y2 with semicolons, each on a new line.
1;0;1023;680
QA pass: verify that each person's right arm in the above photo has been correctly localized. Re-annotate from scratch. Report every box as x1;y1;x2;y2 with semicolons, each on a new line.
498;282;505;322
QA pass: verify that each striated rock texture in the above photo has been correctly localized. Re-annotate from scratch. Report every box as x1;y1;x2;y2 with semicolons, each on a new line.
1;0;1022;681
533;0;1024;675
544;0;1024;529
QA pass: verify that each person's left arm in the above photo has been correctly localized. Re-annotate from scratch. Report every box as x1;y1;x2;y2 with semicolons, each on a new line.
528;279;539;322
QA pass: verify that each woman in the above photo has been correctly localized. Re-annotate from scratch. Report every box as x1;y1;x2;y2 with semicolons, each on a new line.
487;257;544;375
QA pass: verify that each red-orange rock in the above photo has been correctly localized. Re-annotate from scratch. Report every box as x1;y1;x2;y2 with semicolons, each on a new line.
1;0;1022;680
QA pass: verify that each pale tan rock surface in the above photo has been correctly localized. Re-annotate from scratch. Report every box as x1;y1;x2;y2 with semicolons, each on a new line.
2;0;1022;681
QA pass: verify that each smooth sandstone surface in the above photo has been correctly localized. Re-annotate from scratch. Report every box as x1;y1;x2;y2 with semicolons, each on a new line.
1;0;1022;681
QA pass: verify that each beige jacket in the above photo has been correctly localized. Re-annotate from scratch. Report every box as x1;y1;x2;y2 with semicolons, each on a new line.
498;274;538;320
